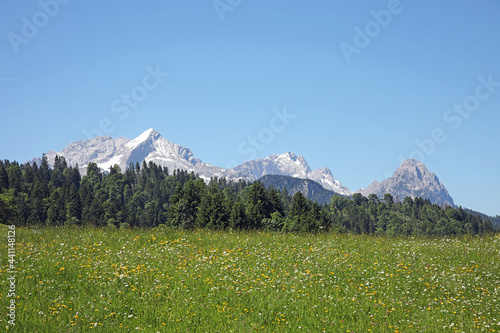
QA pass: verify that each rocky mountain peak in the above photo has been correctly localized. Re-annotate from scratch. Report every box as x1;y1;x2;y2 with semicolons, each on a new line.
132;128;160;143
357;159;454;206
316;166;333;176
400;158;422;167
29;130;455;207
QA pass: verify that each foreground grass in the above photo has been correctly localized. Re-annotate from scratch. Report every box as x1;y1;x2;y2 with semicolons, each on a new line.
1;227;499;332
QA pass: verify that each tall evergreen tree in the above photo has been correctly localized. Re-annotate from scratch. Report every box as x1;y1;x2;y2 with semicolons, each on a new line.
0;162;9;190
229;199;247;230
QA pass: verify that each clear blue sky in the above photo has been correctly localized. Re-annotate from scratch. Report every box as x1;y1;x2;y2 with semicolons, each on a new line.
1;1;499;216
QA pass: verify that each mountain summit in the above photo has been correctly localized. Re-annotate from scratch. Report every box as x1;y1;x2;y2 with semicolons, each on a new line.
225;152;351;196
31;129;349;195
357;159;454;206
31;129;455;205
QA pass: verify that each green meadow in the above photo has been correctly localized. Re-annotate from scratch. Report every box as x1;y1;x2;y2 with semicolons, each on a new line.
2;226;500;332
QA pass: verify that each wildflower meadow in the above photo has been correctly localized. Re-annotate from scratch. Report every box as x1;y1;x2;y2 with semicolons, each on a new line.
2;226;500;332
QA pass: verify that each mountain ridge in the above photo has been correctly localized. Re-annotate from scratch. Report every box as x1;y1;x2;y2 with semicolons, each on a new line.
30;128;455;207
30;129;349;194
258;174;341;205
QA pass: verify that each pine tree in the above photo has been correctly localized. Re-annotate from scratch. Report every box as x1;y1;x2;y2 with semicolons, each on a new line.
0;162;8;190
0;189;16;224
7;164;22;194
27;197;44;225
245;182;268;229
289;191;308;218
268;187;284;216
39;154;50;183
229;199;247;230
89;197;105;226
66;184;81;224
15;193;30;226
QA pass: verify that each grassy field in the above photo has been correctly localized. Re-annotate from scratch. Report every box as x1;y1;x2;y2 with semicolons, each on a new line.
1;226;499;332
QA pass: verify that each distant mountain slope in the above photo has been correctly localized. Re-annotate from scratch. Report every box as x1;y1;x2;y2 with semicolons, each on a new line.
29;129;349;195
463;208;500;229
357;159;454;206
31;135;130;170
29;129;462;211
31;129;224;179
258;174;341;205
226;152;351;196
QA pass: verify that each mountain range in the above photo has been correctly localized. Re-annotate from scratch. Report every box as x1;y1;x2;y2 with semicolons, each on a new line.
31;128;454;206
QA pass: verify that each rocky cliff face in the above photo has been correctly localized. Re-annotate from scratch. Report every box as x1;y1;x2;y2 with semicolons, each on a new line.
30;129;348;195
259;174;340;204
357;159;454;206
31;135;130;170
30;129;455;206
224;152;351;196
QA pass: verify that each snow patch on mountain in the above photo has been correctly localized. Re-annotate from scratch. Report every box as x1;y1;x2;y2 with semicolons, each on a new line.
31;135;130;170
29;129;350;196
31;129;455;205
223;152;351;196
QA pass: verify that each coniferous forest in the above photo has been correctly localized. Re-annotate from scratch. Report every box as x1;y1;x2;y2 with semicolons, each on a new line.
0;156;496;236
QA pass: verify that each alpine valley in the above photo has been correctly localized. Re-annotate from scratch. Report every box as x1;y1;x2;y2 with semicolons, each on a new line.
31;128;454;206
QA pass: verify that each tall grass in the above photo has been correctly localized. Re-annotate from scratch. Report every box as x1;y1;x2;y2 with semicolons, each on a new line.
2;226;499;332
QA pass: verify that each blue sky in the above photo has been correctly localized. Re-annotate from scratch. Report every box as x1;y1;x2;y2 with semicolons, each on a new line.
1;1;499;216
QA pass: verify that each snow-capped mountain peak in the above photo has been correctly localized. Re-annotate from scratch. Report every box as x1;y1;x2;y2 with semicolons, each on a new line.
222;151;350;196
30;129;351;196
115;129;205;172
30;129;454;204
126;128;161;148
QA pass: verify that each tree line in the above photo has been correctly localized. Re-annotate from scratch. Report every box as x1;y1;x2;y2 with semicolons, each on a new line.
0;156;495;236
